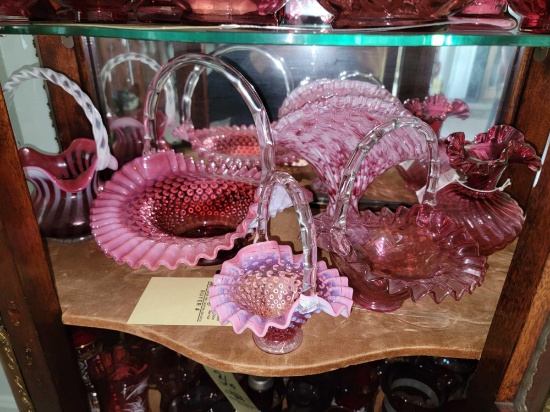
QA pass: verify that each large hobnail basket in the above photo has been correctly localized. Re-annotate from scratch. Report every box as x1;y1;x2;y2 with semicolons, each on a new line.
173;44;299;169
3;66;117;243
209;171;353;354
91;53;286;269
316;117;487;312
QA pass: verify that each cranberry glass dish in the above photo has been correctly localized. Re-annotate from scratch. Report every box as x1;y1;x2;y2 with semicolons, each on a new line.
317;0;474;28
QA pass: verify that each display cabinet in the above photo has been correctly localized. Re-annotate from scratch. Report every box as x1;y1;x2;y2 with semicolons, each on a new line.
0;22;549;412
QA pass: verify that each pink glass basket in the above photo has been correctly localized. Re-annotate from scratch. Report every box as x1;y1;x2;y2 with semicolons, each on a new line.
449;0;518;30
209;171;353;354
91;52;285;269
3;66;117;243
173;44;299;169
436;125;541;256
274;92;418;214
316;118;487;312
100;52;177;167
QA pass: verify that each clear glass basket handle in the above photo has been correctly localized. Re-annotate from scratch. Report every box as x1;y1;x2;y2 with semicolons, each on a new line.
99;52;177;126
180;44;294;127
331;117;439;233
254;170;318;298
143;52;276;184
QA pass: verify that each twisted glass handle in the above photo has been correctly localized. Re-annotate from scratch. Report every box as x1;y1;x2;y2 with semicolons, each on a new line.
331;117;439;232
2;66;117;172
181;45;294;126
100;52;177;126
143;53;276;185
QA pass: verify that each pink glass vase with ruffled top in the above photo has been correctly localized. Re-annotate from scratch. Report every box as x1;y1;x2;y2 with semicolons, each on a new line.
436;125;541;256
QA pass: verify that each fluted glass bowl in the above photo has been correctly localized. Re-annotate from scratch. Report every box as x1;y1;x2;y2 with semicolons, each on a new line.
90;151;263;269
317;0;474;28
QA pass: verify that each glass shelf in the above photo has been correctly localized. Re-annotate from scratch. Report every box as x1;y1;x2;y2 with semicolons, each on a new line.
1;22;550;47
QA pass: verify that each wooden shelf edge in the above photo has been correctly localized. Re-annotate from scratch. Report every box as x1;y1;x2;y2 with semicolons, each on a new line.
51;208;514;377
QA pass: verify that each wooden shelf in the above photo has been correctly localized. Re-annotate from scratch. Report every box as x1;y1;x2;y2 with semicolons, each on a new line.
49;207;513;377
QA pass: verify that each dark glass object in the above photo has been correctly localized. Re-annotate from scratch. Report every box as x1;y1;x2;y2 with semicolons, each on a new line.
508;0;550;32
72;328;103;412
52;0;139;21
247;376;276;411
333;363;380;412
0;0;38;20
286;373;335;412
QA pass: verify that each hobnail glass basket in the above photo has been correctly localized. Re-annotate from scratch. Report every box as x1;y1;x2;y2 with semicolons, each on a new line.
316;117;487;312
274;92;418;214
209;171;353;354
173;44;299;169
91;53;284;269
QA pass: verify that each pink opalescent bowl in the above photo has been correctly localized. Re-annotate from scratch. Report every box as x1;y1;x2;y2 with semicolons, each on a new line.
90;151;262;270
175;124;300;168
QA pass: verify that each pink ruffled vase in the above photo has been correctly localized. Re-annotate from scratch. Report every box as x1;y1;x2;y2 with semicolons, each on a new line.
397;95;470;192
436;125;542;256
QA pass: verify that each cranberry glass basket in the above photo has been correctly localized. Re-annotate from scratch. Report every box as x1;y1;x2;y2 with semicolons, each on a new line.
316;118;487;312
173;44;298;169
210;171;353;354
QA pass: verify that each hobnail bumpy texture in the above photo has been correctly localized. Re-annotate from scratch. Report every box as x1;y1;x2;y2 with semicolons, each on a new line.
132;174;256;240
229;256;303;318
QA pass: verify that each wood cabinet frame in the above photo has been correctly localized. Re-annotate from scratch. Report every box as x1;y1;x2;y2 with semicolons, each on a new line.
0;35;548;412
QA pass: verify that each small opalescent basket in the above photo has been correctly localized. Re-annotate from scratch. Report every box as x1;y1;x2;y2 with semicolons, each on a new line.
209;171;353;354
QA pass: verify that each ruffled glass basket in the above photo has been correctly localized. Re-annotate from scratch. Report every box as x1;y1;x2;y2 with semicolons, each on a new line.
316;118;487;312
209;171;353;354
91;52;285;269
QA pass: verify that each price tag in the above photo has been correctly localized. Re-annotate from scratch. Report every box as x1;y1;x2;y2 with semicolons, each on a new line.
204;365;259;412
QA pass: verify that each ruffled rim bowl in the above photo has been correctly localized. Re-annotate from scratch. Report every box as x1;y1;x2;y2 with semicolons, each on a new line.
90;150;266;270
209;240;354;337
316;205;487;306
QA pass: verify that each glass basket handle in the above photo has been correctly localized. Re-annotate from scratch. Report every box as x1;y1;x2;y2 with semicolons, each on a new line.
99;52;177;127
143;52;276;183
180;44;294;128
338;70;384;86
331;117;439;232
255;170;318;297
2;66;117;172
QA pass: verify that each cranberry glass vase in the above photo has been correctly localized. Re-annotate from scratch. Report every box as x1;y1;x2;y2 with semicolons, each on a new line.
175;0;288;24
3;66;117;243
436;125;541;256
0;0;38;20
397;95;470;192
508;0;550;32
